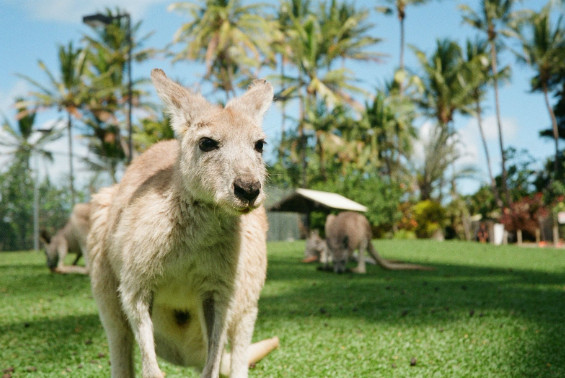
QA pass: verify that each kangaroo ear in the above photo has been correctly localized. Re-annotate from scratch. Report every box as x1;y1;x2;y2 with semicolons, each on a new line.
226;79;273;124
151;68;213;135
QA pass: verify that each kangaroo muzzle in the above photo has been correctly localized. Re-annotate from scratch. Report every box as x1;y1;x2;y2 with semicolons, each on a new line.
233;177;261;204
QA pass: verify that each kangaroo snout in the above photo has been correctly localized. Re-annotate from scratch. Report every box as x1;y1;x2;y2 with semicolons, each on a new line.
233;177;261;204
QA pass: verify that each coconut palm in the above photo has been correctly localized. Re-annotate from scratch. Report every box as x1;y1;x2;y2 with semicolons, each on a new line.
461;37;502;207
274;0;312;159
1;98;65;251
361;90;416;184
460;0;523;207
169;0;275;99
279;1;380;187
413;39;477;201
412;39;475;129
513;3;565;179
414;124;476;202
18;41;89;205
377;0;439;94
322;0;382;69
81;115;125;184
82;7;159;166
0;98;62;168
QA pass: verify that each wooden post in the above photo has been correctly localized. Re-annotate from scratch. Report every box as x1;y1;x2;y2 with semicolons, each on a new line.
536;228;541;245
553;224;559;248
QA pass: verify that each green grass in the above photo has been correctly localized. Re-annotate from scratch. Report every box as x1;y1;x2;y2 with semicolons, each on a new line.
2;240;565;377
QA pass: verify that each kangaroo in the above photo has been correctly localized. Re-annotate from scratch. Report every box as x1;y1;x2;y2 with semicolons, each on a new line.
87;69;278;378
324;212;433;274
303;230;330;264
40;202;90;274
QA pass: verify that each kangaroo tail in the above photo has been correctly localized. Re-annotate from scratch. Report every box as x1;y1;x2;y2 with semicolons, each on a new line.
220;336;280;376
367;242;434;271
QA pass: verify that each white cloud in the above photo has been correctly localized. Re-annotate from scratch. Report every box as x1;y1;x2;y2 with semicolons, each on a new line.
468;115;519;142
454;114;522;191
412;120;433;164
457;115;521;171
7;0;169;24
455;125;481;168
412;120;478;166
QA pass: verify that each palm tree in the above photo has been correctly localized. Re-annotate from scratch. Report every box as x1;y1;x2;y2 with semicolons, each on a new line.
322;0;382;69
82;7;158;167
169;0;275;99
514;3;565;179
413;39;476;201
275;0;312;159
377;0;439;94
413;126;450;201
412;39;474;129
461;37;502;207
460;0;523;208
1;98;61;168
18;42;89;205
1;98;64;250
361;90;416;184
81;115;125;184
279;1;380;187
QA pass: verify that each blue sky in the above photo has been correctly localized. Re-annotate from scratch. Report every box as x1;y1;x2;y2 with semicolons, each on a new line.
0;0;557;194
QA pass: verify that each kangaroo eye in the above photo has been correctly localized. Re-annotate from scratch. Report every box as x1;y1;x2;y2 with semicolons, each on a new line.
199;137;219;152
254;139;266;153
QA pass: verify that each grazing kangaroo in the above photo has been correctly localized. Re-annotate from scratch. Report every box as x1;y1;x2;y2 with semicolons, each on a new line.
87;69;278;378
303;230;330;264
324;212;433;274
40;202;90;274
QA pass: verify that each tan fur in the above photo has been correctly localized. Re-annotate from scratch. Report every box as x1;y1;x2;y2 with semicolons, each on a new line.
303;230;330;264
325;212;433;273
41;202;90;274
87;69;275;378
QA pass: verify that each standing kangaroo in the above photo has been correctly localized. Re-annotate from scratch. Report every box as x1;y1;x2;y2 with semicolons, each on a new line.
325;212;433;273
40;202;90;275
87;69;277;378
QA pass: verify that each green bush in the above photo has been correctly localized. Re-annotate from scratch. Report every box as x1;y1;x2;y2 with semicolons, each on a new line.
412;200;446;238
392;229;417;240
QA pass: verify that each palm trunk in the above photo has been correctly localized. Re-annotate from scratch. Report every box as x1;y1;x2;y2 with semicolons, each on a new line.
67;111;75;206
317;133;326;181
279;54;286;160
542;82;560;179
398;10;406;96
299;89;307;188
475;98;501;207
489;40;510;209
394;124;402;184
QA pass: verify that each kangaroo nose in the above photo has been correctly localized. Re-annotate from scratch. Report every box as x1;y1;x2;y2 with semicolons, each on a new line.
233;178;261;203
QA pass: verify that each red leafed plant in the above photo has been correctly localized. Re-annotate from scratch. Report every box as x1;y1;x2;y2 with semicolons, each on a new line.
500;193;549;234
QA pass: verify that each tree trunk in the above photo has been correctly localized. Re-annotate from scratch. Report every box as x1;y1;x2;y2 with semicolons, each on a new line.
67;111;75;206
299;90;307;188
542;83;560;180
489;40;511;209
398;11;405;96
475;98;501;207
316;132;326;182
279;54;286;160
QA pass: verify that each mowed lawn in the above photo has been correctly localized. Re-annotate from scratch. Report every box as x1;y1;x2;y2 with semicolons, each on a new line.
1;240;565;377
